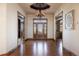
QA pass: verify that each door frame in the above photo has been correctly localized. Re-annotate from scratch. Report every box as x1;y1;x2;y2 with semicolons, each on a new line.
33;19;48;39
17;11;25;45
55;11;63;39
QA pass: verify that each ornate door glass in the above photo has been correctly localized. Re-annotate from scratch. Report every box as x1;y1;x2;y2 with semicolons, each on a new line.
37;24;43;34
33;19;47;39
34;24;37;34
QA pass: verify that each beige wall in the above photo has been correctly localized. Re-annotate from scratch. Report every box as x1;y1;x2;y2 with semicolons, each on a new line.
6;3;26;52
54;3;79;55
25;14;28;39
0;4;7;55
46;14;54;39
0;3;26;55
26;14;54;39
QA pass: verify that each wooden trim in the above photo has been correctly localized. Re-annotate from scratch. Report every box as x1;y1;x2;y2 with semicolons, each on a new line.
55;11;63;39
17;11;25;45
25;38;54;40
26;38;34;40
33;19;48;39
25;38;55;43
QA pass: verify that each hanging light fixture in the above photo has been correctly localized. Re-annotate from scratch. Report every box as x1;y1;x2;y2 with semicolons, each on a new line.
30;3;50;19
37;10;44;17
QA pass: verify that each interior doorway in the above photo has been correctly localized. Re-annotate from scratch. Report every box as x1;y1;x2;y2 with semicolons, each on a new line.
17;11;25;45
55;11;63;39
55;11;63;56
33;19;47;39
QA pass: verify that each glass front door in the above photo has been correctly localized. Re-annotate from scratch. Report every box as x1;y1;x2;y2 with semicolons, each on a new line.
33;19;47;39
37;24;43;35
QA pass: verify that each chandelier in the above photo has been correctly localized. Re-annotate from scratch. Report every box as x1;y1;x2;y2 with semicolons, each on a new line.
30;3;50;19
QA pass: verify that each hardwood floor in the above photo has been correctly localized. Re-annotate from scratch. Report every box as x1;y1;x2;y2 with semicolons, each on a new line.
56;39;63;56
10;40;56;56
56;39;76;56
7;39;75;56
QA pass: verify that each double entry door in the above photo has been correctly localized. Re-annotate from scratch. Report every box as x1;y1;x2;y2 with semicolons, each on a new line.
33;23;47;39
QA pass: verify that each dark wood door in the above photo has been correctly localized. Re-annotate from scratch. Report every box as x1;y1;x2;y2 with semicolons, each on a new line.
33;23;47;39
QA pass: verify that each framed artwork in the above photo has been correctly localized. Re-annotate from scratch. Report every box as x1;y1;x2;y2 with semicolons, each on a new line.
65;10;74;30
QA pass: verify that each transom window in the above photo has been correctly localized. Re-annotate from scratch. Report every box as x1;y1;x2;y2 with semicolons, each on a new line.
33;19;47;23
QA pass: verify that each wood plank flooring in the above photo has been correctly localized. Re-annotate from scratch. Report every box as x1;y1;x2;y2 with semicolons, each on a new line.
10;40;56;56
8;39;75;56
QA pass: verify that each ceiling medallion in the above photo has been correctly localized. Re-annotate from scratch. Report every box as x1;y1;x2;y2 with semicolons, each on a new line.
30;3;50;10
30;3;50;18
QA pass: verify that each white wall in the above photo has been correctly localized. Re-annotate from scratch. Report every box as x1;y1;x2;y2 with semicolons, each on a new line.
25;14;28;39
6;3;26;52
46;14;54;39
0;4;7;55
27;14;33;38
54;3;79;55
0;3;26;55
26;14;54;39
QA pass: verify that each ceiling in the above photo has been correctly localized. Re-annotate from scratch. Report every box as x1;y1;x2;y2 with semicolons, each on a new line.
19;3;62;14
